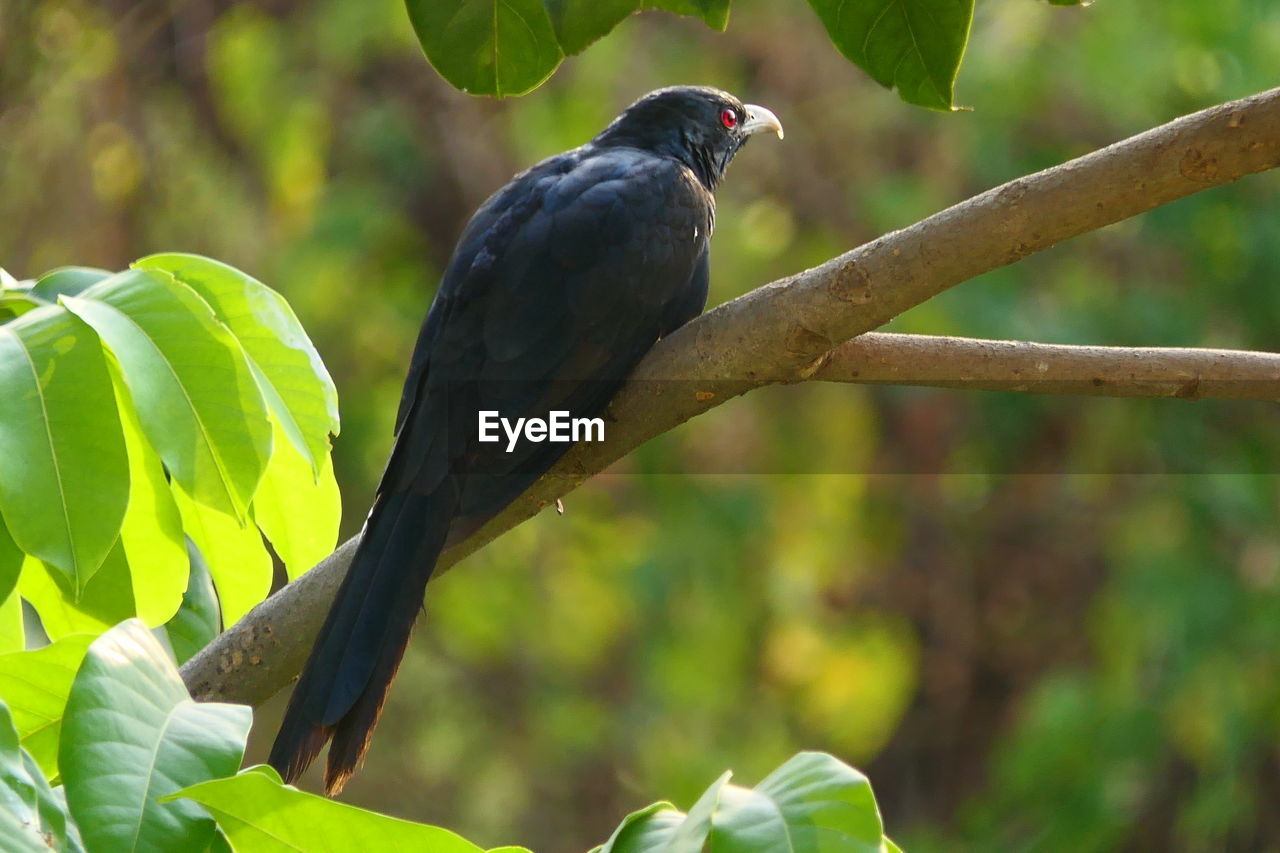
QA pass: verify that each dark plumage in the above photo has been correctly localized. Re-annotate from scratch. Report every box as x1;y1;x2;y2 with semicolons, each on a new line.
268;86;783;794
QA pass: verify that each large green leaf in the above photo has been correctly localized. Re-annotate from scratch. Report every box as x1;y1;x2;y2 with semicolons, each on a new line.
0;633;94;780
590;801;685;852
804;0;973;110
252;413;341;581
171;485;272;627
0;522;20;653
406;0;564;97
161;542;221;666
111;363;189;626
170;765;525;852
593;752;895;853
18;546;135;641
64;269;273;520
0;305;129;591
135;254;340;475
0;699;82;852
59;620;251;853
755;752;886;851
0;293;47;322
0;520;21;608
643;0;729;29
0;590;22;653
29;267;111;302
543;0;639;54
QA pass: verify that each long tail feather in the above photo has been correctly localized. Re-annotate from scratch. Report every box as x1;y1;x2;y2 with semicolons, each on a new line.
268;486;454;793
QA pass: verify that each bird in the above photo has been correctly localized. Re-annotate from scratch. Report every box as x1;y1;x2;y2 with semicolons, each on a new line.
268;86;784;795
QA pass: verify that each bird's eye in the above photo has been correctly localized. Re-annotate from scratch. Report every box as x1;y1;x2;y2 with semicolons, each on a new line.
720;108;738;129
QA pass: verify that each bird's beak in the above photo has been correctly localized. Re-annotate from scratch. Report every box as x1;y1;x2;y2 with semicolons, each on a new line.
741;104;784;140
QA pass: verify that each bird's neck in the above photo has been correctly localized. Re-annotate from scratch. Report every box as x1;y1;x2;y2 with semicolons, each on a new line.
595;130;725;190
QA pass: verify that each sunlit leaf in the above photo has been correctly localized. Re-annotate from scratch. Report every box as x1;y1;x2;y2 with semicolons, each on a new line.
667;770;731;852
0;294;47;322
0;520;21;607
0;698;82;852
168;764;501;852
0;305;129;591
0;591;22;653
135;253;340;476
252;413;341;581
0;633;94;779
590;801;684;852
172;485;272;627
65;270;273;520
755;751;886;851
18;547;135;641
60;620;251;853
109;360;189;626
406;0;563;97
594;753;894;853
162;542;221;666
804;0;973;110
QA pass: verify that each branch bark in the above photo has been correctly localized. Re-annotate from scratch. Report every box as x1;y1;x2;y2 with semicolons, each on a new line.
182;87;1280;706
814;333;1280;399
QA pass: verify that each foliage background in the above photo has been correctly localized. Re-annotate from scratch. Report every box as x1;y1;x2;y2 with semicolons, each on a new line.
4;0;1280;850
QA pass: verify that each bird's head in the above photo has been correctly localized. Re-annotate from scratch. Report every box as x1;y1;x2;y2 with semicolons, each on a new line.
596;86;784;189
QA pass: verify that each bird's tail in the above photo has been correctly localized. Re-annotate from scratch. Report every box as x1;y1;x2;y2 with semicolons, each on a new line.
268;485;455;794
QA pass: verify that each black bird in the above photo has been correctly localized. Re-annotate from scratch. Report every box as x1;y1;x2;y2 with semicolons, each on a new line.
268;86;783;794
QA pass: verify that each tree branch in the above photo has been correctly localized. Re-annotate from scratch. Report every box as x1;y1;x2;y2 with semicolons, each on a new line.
182;87;1280;706
814;333;1280;399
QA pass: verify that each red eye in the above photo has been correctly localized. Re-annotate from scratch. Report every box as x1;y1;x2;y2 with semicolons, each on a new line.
720;108;738;129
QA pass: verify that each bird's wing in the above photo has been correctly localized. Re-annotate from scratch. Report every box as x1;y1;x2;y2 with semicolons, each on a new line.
383;147;712;523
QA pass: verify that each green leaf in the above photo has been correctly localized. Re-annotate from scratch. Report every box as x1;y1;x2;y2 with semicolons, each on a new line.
0;521;21;654
0;305;129;591
594;753;896;853
169;764;495;852
668;770;731;852
643;0;729;30
0;590;23;653
0;520;21;607
591;801;685;852
59;620;251;853
135;254;340;475
804;0;973;110
543;0;639;54
162;542;222;666
172;485;271;627
406;0;564;97
0;294;48;322
252;413;341;580
111;362;189;626
65;269;273;520
29;267;111;302
0;699;82;852
0;633;94;780
755;751;885;850
207;828;234;853
18;546;135;641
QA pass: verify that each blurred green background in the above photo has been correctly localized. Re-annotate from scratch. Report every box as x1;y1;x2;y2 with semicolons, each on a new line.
5;1;1280;850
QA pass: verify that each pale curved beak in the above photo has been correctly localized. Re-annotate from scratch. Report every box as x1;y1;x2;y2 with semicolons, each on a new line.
742;104;784;140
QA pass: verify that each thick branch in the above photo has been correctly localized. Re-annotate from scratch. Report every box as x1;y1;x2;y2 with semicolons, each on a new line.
182;88;1280;706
